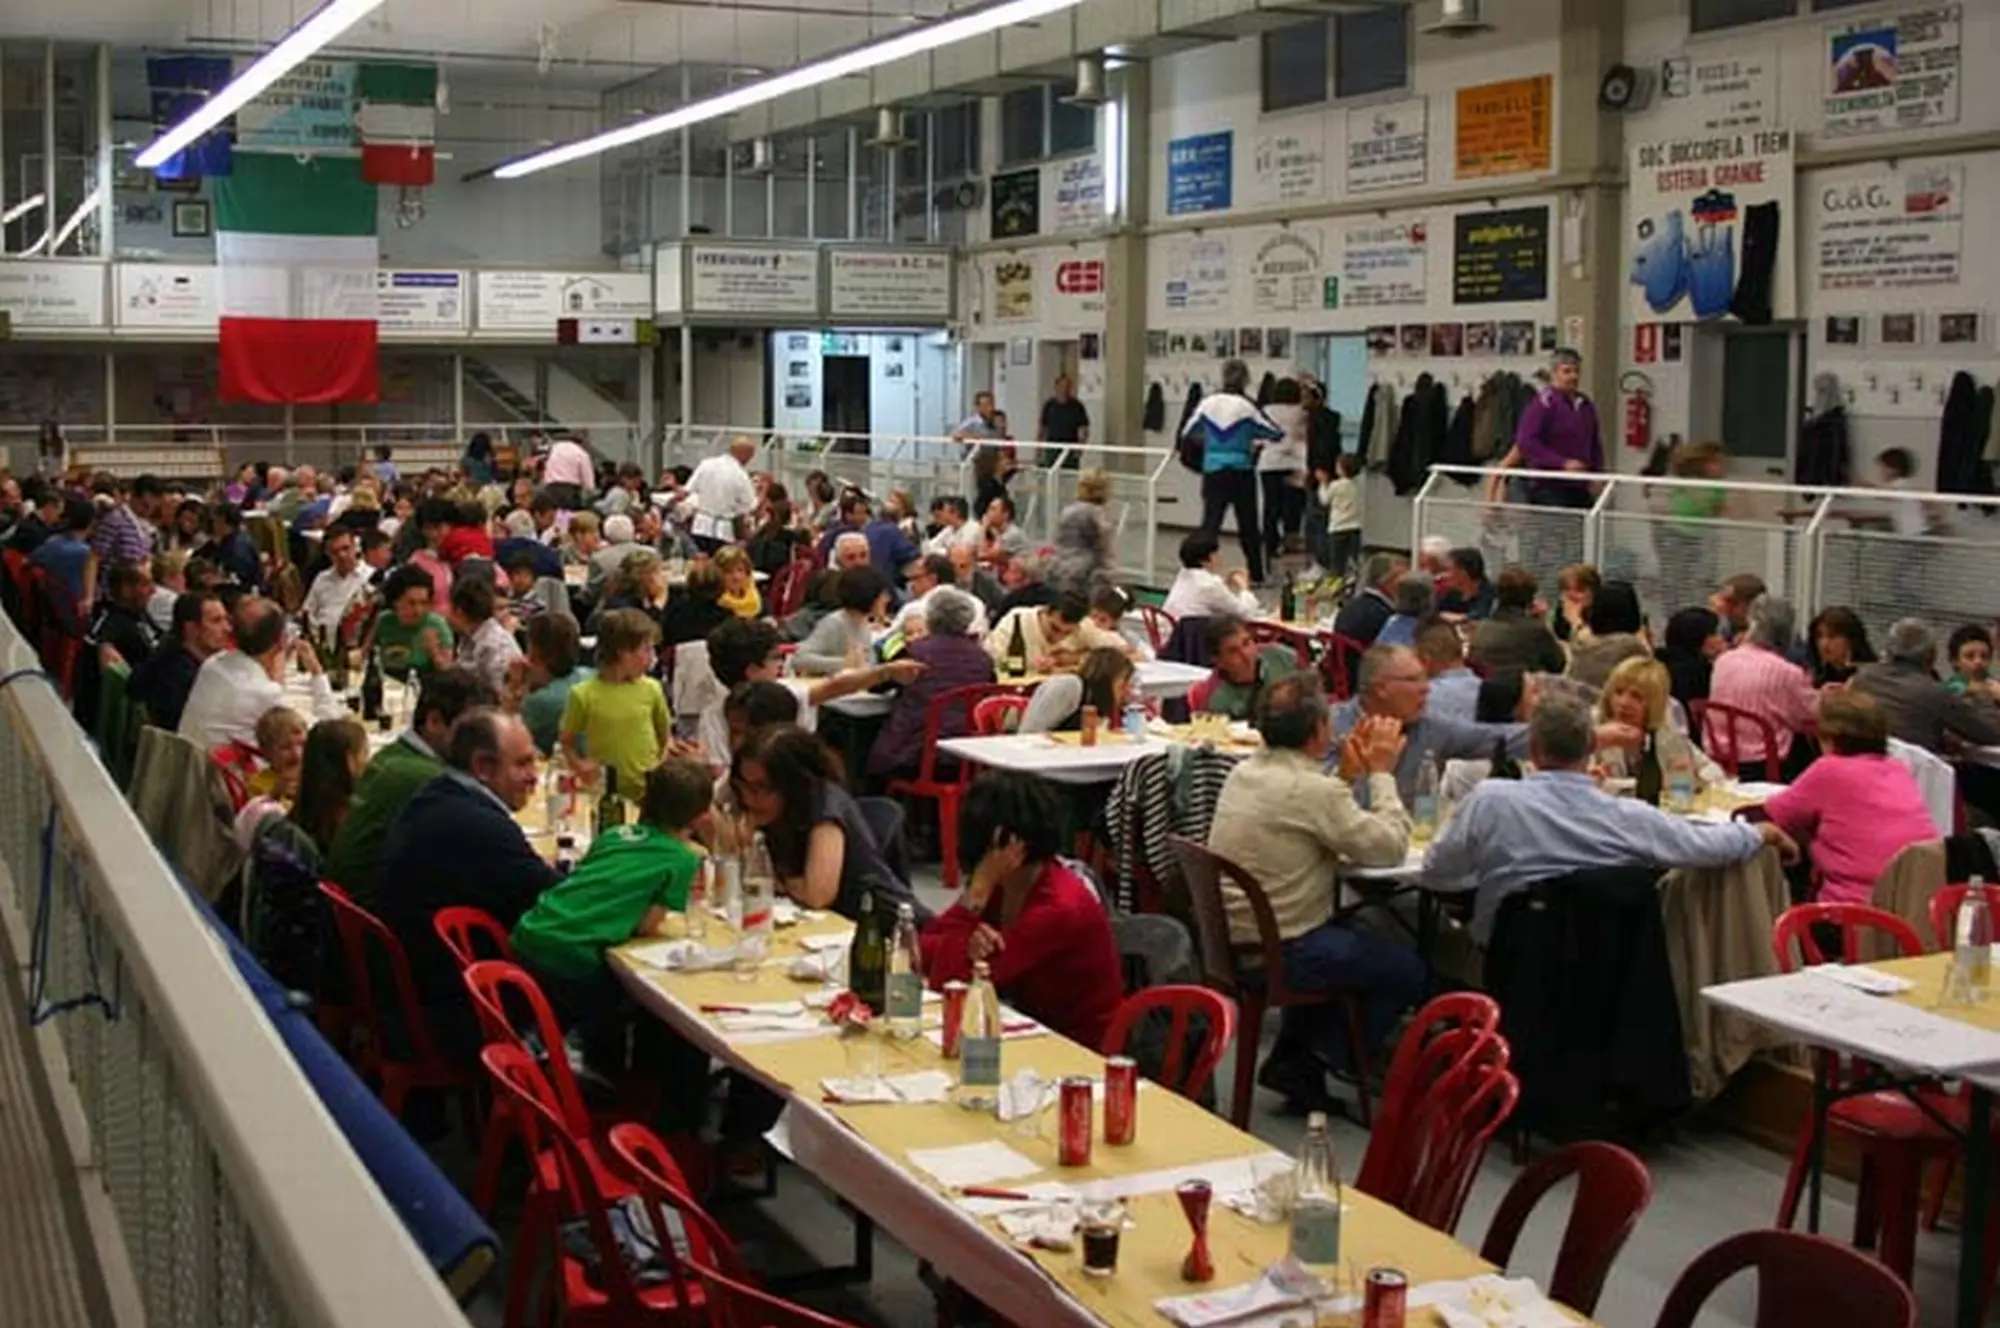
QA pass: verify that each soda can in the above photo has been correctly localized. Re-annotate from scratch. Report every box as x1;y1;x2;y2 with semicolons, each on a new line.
1080;705;1100;747
1103;1056;1138;1145
1363;1268;1408;1328
1057;1076;1094;1166
940;981;968;1059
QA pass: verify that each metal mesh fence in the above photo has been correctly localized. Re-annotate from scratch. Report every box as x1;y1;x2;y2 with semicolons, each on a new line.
1816;526;2000;650
1413;489;1588;599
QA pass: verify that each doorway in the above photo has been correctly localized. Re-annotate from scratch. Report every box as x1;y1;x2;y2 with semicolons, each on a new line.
822;355;871;453
1691;325;1801;481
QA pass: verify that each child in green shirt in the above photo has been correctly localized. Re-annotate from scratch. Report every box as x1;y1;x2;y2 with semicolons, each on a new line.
511;757;713;1064
560;607;672;793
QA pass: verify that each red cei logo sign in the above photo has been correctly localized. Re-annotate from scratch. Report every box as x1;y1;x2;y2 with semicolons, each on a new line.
1055;260;1104;294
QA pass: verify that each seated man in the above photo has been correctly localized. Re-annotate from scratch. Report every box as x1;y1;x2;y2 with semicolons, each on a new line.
1190;616;1298;719
1375;572;1436;648
1332;552;1405;649
1207;675;1423;1109
1162;531;1260;622
1853;616;2000;754
379;709;558;1047
920;771;1123;1051
1424;695;1797;944
1469;566;1566;677
130;590;230;732
1435;547;1496;620
985;588;1126;674
1416;618;1480;724
701;616;922;767
1332;645;1535;807
178;595;341;749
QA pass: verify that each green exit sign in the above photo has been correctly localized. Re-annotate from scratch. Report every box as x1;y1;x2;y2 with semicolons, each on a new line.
1322;277;1340;309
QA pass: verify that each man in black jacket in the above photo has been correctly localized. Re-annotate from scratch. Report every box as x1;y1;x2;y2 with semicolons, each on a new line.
1332;553;1407;687
129;591;229;732
378;709;557;1050
75;561;161;725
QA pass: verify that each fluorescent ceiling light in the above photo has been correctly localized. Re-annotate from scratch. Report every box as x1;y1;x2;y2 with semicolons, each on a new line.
1;193;45;226
495;0;1082;179
135;0;386;169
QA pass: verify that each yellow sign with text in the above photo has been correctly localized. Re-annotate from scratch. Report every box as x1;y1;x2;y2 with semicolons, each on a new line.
1455;74;1553;179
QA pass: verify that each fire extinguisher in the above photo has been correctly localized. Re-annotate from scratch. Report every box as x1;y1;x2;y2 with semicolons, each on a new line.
1620;371;1655;451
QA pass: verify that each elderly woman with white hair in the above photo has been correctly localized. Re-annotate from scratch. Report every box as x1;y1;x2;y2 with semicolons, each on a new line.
869;588;994;777
1708;593;1823;781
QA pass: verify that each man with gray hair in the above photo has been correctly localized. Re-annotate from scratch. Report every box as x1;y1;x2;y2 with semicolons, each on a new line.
1709;593;1822;778
1184;357;1281;585
1512;347;1603;509
1425;695;1796;942
1333;551;1409;657
684;435;759;553
1375;571;1436;648
1853;616;2000;754
832;529;872;573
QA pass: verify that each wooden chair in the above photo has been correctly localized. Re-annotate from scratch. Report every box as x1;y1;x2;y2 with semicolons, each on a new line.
886;683;1007;888
1167;835;1377;1128
1652;1230;1915;1328
1480;1141;1653;1316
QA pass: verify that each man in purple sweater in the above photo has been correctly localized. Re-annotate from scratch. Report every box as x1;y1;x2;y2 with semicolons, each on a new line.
1513;348;1603;509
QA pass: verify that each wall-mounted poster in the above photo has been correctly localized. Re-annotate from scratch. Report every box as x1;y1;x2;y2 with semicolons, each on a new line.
1166;131;1233;216
1250;227;1324;314
1658;51;1776;131
1161;234;1232;314
1399;325;1429;356
1815;164;1961;291
990;168;1041;239
1938;312;1982;345
1250;125;1324;206
1879;311;1922;346
991;257;1036;323
1051;156;1104;232
1346;98;1428;194
1454;75;1552;179
1626;128;1795;322
1341;221;1429;309
1452;206;1550;305
1823;6;1960;138
1498;321;1537;356
235;59;356;151
1267;328;1292;361
1825;315;1864;346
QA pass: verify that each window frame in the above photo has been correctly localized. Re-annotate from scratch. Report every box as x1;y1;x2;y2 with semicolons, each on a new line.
1691;0;1877;34
1259;9;1412;117
1333;7;1410;101
995;81;1098;167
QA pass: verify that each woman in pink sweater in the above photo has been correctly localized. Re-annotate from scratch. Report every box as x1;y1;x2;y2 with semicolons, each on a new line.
1761;691;1936;905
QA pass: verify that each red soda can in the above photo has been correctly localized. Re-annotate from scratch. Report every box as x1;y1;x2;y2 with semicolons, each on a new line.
1057;1076;1094;1166
940;981;968;1059
1103;1056;1138;1145
1363;1268;1407;1328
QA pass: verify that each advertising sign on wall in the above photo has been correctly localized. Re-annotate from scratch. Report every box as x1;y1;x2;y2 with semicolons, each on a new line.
1346;99;1429;194
1250;228;1324;315
1052;156;1105;232
990;256;1036;323
377;270;467;333
686;245;819;315
476;271;652;332
1659;50;1776;131
1816;164;1962;290
1049;250;1108;328
1626;128;1795;321
0;262;106;329
1454;76;1552;179
114;264;215;330
235;59;357;150
1166;132;1233;216
1823;5;1960;137
1251;126;1324;206
1452;206;1551;305
991;168;1041;239
830;250;952;319
1341;222;1430;308
1160;234;1231;314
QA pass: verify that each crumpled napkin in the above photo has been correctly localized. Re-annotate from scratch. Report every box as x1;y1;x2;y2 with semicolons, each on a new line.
820;1069;954;1104
1154;1260;1328;1328
788;950;840;982
1421;1276;1570;1328
1219;1168;1299;1225
626;939;736;972
997;1205;1079;1251
997;1069;1059;1123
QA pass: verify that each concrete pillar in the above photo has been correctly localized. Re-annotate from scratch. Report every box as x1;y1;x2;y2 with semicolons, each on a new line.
1553;0;1627;413
1100;60;1150;465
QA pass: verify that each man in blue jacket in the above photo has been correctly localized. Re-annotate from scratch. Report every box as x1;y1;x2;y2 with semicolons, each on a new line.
1183;358;1280;584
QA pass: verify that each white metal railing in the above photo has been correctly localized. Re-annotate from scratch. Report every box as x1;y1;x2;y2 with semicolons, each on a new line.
1413;464;2000;646
0;614;472;1328
659;425;1184;581
0;422;649;478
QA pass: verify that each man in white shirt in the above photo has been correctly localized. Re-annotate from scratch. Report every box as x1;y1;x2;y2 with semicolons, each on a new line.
890;554;990;638
685;436;760;553
698;617;923;770
301;527;372;638
1162;531;1260;622
178;596;342;749
924;497;980;556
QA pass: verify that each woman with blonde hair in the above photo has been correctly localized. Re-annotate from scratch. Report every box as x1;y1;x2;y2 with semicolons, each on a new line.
714;546;762;619
1052;467;1114;597
1593;655;1723;789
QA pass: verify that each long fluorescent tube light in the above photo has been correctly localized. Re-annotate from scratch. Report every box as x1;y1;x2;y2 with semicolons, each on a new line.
495;0;1082;179
1;194;45;226
135;0;386;169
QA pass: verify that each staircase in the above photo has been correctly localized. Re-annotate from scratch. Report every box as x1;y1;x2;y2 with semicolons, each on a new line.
463;357;551;427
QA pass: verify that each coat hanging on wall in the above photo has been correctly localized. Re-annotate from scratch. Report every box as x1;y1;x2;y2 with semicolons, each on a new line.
1143;381;1166;432
1794;372;1850;489
1938;371;1988;498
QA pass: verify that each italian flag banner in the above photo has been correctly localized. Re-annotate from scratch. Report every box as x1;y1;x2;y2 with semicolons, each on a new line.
356;62;438;186
214;153;379;404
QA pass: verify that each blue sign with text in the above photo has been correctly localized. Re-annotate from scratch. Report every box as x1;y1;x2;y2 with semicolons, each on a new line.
1167;131;1233;215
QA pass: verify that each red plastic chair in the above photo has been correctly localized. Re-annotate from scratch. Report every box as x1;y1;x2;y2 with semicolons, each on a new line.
480;1044;710;1328
1246;620;1314;669
1359;1024;1518;1233
1926;882;2000;952
606;1123;750;1282
1137;603;1177;653
767;556;813;619
1651;1229;1916;1328
1101;985;1237;1103
970;693;1027;735
434;905;518;971
1479;1141;1653;1316
1315;630;1370;701
1167;835;1378;1128
209;741;262;812
886;683;1007;888
1354;993;1503;1214
317;883;481;1119
693;1265;866;1328
1698;699;1785;779
1770;902;1958;1288
32;568;82;699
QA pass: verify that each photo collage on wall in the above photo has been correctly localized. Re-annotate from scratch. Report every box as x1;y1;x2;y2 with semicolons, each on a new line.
1143;326;1302;363
1374;320;1552;358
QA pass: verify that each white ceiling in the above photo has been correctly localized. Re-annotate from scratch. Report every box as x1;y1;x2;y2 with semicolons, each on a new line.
22;0;943;88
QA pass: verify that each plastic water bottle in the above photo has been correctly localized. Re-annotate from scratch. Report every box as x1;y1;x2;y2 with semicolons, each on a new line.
1411;758;1439;843
886;902;924;1038
733;835;774;981
954;960;1003;1112
684;855;709;941
1123;702;1147;741
1958;883;1992;1000
1288;1111;1343;1281
1665;745;1697;813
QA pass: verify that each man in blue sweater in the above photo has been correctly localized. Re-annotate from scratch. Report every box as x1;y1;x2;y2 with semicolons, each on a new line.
1183;358;1281;585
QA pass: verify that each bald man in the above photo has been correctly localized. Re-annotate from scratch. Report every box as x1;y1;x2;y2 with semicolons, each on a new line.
686;435;760;552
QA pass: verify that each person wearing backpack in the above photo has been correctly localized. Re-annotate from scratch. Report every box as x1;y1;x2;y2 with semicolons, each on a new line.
1181;359;1280;585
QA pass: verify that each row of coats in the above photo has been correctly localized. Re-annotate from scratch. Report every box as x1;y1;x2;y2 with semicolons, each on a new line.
1939;370;1999;498
1360;372;1540;494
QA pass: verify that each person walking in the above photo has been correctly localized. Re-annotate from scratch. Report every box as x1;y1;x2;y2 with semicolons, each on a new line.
1183;358;1279;585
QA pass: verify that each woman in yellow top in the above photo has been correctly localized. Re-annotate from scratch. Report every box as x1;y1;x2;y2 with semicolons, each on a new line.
715;546;763;619
1593;655;1724;789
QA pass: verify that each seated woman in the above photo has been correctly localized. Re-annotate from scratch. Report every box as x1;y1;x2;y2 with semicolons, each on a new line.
1440;670;1537;803
662;560;733;649
1807;606;1875;687
242;718;369;993
1566;580;1649;691
589;548;668;639
1762;690;1936;905
870;588;994;778
1020;646;1135;734
730;724;919;919
920;771;1123;1051
793;566;888;677
1592;656;1724;789
1659;607;1722;707
714;546;763;619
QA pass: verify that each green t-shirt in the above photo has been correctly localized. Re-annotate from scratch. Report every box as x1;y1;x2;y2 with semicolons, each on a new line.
560;674;672;793
511;824;700;980
373;610;454;682
1196;647;1299;721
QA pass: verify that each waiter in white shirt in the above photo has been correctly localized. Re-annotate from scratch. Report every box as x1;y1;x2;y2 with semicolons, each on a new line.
178;597;344;749
300;527;372;640
685;436;760;554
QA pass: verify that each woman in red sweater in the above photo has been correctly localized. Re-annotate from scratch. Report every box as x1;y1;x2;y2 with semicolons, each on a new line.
921;772;1124;1051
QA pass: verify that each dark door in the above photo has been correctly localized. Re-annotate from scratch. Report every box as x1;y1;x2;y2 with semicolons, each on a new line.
822;355;871;454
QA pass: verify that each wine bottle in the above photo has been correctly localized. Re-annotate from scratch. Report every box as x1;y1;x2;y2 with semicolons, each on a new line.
1280;571;1297;623
847;888;889;1015
360;652;384;722
1003;615;1030;679
1490;734;1521;780
594;766;625;837
1636;729;1664;806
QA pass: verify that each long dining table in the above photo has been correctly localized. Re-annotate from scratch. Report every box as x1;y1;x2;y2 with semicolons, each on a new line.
611;913;1594;1328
